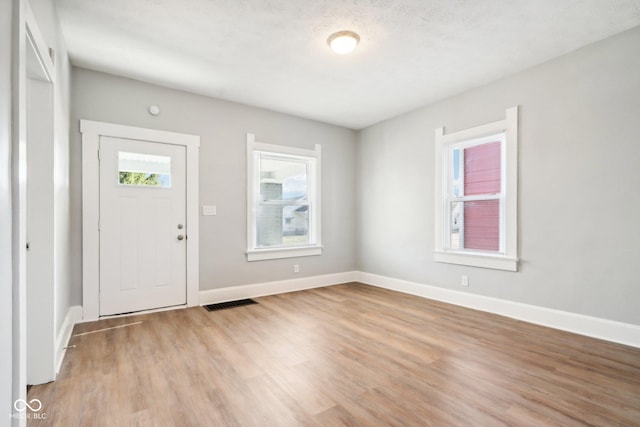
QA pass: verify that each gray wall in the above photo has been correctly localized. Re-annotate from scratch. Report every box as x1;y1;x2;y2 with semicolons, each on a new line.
71;26;639;327
357;26;640;325
70;68;357;304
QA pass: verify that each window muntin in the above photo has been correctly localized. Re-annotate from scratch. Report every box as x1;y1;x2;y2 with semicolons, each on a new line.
247;134;321;261
118;151;171;188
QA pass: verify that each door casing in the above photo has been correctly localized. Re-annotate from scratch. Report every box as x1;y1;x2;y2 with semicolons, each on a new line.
81;120;200;321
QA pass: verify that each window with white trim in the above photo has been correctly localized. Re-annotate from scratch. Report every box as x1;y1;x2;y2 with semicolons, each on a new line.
246;133;322;261
434;107;519;271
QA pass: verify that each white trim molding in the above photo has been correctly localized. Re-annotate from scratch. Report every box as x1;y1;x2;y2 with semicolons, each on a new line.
357;272;640;349
433;251;518;272
26;3;55;83
200;271;358;305
80;120;200;321
55;306;82;374
247;245;323;261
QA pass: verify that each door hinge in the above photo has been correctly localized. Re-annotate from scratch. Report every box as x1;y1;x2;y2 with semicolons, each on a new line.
97;149;101;160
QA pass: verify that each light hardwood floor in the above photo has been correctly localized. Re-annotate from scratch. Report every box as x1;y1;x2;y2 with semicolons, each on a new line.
28;283;640;426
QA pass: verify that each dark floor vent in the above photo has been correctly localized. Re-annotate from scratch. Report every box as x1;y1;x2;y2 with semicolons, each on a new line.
203;299;258;312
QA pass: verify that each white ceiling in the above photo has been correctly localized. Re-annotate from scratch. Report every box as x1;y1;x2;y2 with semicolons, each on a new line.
56;0;640;129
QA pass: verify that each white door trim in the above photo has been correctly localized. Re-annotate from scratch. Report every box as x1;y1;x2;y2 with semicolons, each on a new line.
81;120;200;321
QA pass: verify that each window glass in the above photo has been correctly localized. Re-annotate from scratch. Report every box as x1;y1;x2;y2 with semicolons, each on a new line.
450;200;500;251
452;148;462;197
256;154;311;248
463;141;501;196
259;156;308;201
118;151;171;187
257;204;309;247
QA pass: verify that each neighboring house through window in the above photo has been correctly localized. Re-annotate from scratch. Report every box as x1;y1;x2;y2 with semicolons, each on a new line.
246;133;322;261
434;106;519;271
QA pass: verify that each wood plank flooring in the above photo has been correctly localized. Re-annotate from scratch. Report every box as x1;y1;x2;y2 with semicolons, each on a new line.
28;283;640;426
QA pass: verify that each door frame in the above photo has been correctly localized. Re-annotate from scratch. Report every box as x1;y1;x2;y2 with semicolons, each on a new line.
81;120;200;321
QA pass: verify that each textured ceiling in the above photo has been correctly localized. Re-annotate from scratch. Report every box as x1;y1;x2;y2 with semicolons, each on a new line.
56;0;640;129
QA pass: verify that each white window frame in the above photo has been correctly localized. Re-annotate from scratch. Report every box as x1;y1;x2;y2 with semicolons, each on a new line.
246;133;322;261
434;106;518;271
446;133;506;253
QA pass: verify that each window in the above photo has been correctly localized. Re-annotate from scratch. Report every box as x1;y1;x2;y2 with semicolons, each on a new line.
246;133;321;261
434;107;518;271
449;135;503;252
118;151;171;188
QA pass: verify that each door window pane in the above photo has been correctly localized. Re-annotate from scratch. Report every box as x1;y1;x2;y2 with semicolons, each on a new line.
118;151;171;188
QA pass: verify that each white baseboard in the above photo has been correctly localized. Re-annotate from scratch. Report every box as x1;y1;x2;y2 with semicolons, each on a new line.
55;305;82;375
199;271;359;306
357;272;640;349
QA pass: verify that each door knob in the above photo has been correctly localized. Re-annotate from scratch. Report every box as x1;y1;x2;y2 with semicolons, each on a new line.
177;235;184;241
177;224;184;229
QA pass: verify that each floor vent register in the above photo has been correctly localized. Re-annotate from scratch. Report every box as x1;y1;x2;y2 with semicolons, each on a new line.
203;299;258;312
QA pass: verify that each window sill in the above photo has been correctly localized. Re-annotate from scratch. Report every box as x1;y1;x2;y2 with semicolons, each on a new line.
247;245;323;261
434;250;518;272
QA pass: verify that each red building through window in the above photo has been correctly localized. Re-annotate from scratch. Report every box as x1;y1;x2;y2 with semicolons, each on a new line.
462;141;501;251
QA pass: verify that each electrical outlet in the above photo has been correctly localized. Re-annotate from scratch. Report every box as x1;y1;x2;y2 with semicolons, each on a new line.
294;264;300;273
461;275;469;287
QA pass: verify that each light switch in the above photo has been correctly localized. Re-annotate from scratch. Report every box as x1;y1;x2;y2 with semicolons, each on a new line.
202;205;217;216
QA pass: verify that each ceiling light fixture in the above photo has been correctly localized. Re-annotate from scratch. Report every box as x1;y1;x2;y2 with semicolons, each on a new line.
327;30;360;55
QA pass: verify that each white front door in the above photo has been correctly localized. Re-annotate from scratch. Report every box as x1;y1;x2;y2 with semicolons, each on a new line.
99;136;187;315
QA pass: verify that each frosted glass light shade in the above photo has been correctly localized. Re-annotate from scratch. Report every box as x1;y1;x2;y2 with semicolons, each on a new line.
327;31;360;55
